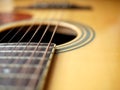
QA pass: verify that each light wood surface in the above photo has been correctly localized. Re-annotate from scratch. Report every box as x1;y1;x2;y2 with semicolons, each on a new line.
0;0;120;90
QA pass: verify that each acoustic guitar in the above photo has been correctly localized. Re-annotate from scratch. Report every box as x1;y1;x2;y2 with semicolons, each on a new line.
0;0;120;90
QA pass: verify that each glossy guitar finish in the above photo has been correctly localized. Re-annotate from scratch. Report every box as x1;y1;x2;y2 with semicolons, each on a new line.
0;0;120;90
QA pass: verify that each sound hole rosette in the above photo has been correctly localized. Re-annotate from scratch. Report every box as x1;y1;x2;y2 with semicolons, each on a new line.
0;19;95;53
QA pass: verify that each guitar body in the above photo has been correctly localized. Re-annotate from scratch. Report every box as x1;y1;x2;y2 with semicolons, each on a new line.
0;0;120;90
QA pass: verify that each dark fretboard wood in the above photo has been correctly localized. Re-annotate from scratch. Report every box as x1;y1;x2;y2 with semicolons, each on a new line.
0;43;56;90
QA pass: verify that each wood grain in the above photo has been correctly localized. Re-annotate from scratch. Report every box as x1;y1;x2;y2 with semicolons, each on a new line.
0;0;120;90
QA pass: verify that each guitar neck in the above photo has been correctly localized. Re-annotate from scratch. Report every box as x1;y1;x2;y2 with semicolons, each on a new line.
0;43;56;90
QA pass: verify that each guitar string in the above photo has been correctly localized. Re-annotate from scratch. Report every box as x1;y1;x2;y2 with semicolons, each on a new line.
26;0;65;89
27;13;62;90
0;1;50;88
0;26;28;87
24;0;66;89
14;1;64;89
1;13;53;88
0;21;38;87
0;0;60;59
1;23;35;66
0;26;24;65
0;27;26;67
16;12;61;89
0;28;14;42
6;2;61;88
0;26;27;87
0;0;33;88
0;5;47;76
0;0;65;89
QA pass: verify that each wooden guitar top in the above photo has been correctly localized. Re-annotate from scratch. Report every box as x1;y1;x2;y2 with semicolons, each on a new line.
0;0;120;90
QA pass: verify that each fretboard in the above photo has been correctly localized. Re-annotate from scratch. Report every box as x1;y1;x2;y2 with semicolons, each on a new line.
0;43;56;90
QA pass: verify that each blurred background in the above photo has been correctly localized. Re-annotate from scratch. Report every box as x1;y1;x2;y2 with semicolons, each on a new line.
0;0;120;25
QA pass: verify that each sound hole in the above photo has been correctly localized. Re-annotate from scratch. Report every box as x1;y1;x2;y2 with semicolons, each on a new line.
0;24;77;45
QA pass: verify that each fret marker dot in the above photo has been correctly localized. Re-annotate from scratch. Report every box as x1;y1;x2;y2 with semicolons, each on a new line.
3;68;10;74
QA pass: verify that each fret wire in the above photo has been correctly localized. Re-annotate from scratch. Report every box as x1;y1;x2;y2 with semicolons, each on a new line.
0;73;38;79
0;27;25;88
0;26;26;72
14;24;50;88
0;56;48;60
0;51;51;57
0;64;39;68
0;11;56;90
21;25;52;88
0;2;57;90
3;7;56;88
3;18;43;64
0;45;53;47
27;14;62;89
0;25;35;79
0;44;54;88
28;11;63;90
0;25;25;57
0;50;51;53
1;18;45;89
10;24;42;65
0;45;53;52
0;1;66;90
0;43;55;45
11;25;41;63
0;45;52;88
5;24;33;56
14;10;58;89
24;10;62;90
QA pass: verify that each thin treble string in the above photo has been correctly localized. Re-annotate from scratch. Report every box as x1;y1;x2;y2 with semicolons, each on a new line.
3;25;40;88
14;11;58;88
3;24;34;64
6;12;53;69
27;0;67;88
0;25;25;44
0;28;14;42
1;16;47;90
0;26;24;68
28;11;63;90
0;0;53;88
0;25;27;87
2;0;47;88
0;24;35;90
0;26;24;54
5;0;48;56
26;0;66;88
12;6;57;64
14;5;63;90
9;4;59;89
3;0;47;67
